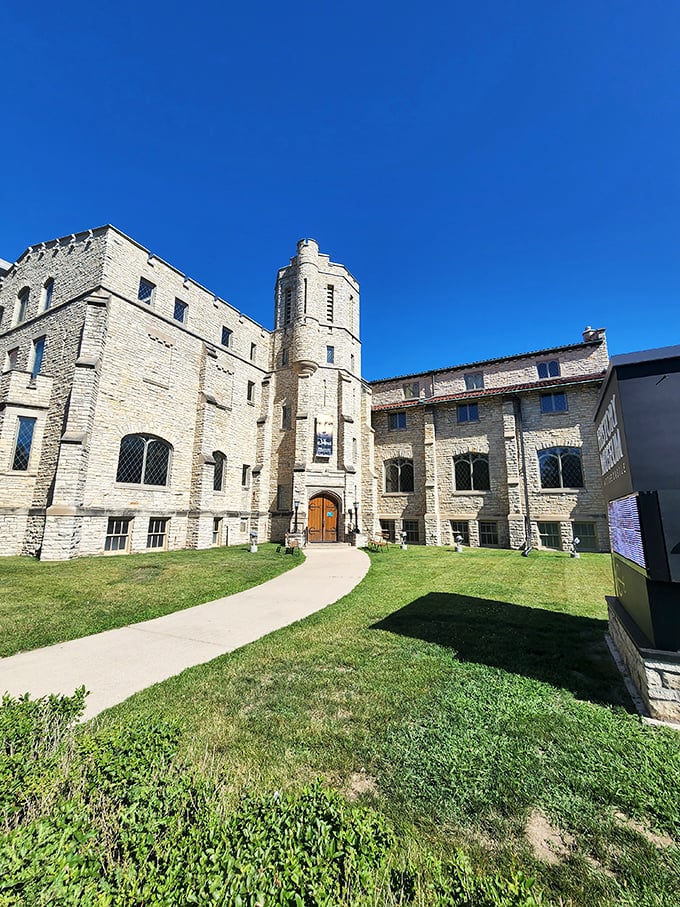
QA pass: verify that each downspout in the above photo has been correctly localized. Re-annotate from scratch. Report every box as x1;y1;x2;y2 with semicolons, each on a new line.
511;395;533;553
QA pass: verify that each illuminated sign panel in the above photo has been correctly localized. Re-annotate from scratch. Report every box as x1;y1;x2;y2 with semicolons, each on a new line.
608;494;647;571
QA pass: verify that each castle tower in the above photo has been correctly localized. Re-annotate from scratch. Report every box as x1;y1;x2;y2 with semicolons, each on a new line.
269;239;365;542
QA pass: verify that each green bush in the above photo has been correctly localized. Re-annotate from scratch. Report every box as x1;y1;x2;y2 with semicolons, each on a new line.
0;692;545;906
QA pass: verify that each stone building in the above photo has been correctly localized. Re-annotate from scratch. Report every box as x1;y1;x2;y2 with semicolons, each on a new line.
0;225;609;558
369;330;609;552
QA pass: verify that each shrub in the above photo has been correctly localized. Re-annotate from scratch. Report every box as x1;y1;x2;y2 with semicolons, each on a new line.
0;692;545;905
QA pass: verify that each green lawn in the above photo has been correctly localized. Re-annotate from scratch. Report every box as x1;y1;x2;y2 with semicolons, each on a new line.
0;544;300;657
100;547;680;907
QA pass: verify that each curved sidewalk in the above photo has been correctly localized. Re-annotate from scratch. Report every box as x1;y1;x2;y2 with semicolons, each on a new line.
0;545;370;720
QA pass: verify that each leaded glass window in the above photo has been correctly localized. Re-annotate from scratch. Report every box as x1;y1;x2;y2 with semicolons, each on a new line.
12;417;36;471
385;458;414;493
138;278;155;304
454;452;490;491
116;434;171;486
213;451;226;491
538;447;583;488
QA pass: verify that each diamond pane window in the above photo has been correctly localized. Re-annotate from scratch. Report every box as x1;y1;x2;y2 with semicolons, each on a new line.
174;299;188;323
538;447;583;488
454;453;490;490
385;457;414;492
326;345;335;364
116;434;171;486
213;451;226;491
138;278;155;305
144;439;170;485
221;326;232;347
12;417;36;471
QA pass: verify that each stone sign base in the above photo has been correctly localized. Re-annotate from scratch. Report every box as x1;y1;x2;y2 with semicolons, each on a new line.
607;596;680;724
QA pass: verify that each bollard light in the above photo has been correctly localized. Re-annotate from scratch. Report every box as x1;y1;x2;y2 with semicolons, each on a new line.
293;500;300;533
353;500;359;532
249;530;258;553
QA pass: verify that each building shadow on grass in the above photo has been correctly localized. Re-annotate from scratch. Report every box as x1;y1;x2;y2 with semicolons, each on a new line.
371;592;631;709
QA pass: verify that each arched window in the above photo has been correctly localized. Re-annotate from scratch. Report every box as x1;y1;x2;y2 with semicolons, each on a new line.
41;278;54;311
116;434;171;486
538;447;584;488
16;287;30;323
454;453;490;491
385;458;414;493
213;450;226;491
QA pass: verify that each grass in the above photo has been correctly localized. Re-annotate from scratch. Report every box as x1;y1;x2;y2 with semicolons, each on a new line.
99;546;680;907
0;544;300;657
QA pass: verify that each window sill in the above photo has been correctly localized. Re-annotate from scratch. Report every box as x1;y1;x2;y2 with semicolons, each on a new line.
383;492;415;497
452;489;490;495
538;487;585;493
114;482;172;491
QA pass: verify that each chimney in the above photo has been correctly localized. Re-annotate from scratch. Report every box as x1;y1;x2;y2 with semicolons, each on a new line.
582;325;606;343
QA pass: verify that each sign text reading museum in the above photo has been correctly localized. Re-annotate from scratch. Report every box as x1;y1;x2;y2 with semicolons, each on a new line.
596;393;624;478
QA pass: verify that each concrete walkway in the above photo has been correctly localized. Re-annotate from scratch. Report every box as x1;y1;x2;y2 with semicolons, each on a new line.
0;545;370;720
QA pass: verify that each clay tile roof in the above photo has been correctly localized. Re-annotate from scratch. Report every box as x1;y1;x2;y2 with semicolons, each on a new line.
371;371;606;411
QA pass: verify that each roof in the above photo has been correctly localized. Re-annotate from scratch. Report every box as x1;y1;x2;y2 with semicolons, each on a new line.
369;338;605;385
371;371;606;411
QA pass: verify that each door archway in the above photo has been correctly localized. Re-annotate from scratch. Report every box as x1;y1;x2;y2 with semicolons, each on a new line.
307;493;340;543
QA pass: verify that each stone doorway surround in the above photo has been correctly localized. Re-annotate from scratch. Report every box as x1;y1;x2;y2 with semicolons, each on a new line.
307;492;340;543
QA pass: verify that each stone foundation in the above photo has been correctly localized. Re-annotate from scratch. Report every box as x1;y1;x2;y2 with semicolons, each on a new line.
607;596;680;724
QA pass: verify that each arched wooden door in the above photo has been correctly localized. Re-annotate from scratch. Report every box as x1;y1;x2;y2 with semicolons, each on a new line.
307;494;339;542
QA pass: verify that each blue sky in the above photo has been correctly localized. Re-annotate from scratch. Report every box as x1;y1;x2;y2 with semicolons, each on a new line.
1;1;678;379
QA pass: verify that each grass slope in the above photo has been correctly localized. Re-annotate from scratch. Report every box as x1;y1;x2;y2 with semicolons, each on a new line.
0;545;299;657
103;547;680;906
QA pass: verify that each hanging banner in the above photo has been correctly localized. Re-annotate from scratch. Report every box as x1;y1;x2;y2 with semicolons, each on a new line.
315;414;334;457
